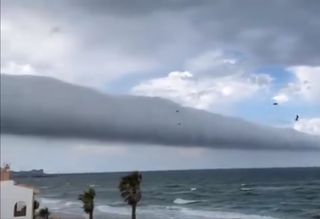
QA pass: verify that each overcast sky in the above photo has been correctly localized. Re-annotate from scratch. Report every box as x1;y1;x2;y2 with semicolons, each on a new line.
1;0;320;172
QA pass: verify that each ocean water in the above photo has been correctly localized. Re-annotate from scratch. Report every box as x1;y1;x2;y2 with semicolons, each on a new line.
15;168;320;219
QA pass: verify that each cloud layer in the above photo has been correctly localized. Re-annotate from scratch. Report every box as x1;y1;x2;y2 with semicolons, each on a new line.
2;0;320;87
1;74;319;150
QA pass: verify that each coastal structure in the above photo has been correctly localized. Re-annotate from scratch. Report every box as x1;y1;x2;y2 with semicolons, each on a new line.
0;166;36;219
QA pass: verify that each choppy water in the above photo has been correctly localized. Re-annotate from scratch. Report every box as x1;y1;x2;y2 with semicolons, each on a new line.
15;168;320;219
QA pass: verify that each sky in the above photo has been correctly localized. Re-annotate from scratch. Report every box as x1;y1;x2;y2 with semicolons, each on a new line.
1;0;320;173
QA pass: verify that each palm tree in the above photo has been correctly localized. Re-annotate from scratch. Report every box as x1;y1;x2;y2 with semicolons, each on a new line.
78;187;95;219
119;172;142;219
38;207;50;219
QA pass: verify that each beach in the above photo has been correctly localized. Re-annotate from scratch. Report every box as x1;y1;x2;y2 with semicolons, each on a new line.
49;213;85;219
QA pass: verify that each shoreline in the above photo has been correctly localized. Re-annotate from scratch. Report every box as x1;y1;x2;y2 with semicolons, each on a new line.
49;212;130;219
49;213;85;219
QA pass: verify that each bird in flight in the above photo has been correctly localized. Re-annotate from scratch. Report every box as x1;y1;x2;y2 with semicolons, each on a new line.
176;110;180;113
273;102;278;105
295;115;299;121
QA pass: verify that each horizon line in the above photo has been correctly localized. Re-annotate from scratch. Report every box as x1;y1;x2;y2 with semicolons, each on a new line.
12;166;320;175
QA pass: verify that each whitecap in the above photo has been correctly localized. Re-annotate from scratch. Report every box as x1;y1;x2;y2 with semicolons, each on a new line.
173;198;199;205
190;187;197;191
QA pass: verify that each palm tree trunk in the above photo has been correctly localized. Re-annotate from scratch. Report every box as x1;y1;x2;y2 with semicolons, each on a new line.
89;211;93;219
131;204;136;219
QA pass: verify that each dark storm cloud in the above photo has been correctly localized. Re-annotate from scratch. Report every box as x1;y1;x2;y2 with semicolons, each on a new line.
69;0;203;16
2;0;320;70
1;74;319;150
62;0;320;65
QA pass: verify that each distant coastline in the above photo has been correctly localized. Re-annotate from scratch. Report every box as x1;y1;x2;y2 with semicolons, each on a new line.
11;169;49;178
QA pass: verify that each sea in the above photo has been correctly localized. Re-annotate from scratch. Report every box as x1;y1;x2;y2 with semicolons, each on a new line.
14;167;320;219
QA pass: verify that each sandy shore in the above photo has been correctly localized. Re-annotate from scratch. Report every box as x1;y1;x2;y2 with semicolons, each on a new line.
49;213;127;219
49;213;85;219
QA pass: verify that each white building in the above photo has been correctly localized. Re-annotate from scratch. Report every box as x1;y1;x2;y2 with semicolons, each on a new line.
0;167;36;219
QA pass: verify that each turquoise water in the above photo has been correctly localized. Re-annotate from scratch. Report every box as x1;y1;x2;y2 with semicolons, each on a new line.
15;168;320;219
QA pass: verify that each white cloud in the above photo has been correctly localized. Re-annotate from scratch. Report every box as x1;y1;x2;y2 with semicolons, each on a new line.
273;66;320;104
290;66;320;103
272;94;289;104
1;61;36;75
294;118;320;136
132;70;272;111
132;51;273;111
168;71;193;79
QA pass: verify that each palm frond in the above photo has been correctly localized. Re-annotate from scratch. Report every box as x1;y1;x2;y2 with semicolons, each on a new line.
78;187;96;214
118;172;142;205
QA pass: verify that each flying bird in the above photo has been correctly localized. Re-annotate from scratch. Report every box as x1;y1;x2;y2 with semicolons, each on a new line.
273;102;278;105
177;122;181;126
176;110;180;113
295;115;299;122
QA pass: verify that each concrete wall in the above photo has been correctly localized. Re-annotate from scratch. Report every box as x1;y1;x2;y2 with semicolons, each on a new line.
0;180;34;219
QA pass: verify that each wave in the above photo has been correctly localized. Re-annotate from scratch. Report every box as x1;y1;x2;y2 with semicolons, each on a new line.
173;198;200;205
240;187;253;191
64;201;81;207
39;198;83;213
40;198;61;205
241;184;301;192
138;205;280;219
108;201;127;207
96;205;130;216
164;184;181;188
164;187;197;195
178;208;280;219
38;198;280;219
257;185;300;191
167;190;192;195
241;183;254;187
